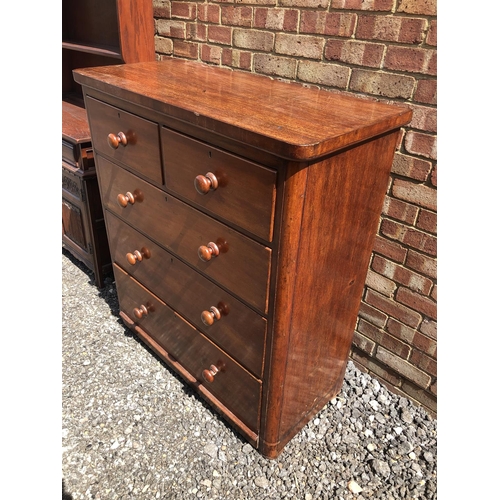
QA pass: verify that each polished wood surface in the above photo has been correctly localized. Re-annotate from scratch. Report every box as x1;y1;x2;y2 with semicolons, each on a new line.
162;127;276;241
78;60;412;457
114;264;261;432
74;59;412;160
105;211;267;377
85;97;162;185
98;156;272;313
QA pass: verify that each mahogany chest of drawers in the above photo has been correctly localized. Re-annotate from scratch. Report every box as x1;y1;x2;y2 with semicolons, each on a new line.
74;59;411;458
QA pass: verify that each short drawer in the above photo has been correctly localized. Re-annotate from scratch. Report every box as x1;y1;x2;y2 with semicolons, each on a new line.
85;97;162;185
98;155;271;314
106;211;266;378
161;128;276;241
114;264;261;432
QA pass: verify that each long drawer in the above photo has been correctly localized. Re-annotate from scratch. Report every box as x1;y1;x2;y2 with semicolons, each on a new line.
162;127;276;242
105;211;266;377
86;97;162;185
113;264;261;432
97;154;272;313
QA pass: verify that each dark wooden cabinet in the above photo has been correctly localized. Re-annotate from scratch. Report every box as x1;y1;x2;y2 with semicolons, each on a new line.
62;0;155;287
74;59;412;457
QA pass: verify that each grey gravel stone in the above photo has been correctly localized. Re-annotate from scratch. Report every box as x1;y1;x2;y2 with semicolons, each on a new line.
62;250;437;499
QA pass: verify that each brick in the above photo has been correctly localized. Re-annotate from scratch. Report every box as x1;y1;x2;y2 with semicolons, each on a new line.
406;249;437;279
416;209;436;234
412;332;437;358
208;25;233;45
365;269;397;297
350;69;415;99
386;318;416;344
221;5;253;26
385;46;437;75
414;78;437;105
275;33;324;59
153;0;171;18
372;234;407;263
391;152;432;182
427;19;437;46
300;11;356;37
358;300;388;328
419;318;436;339
157;19;186;38
356;15;427;44
331;0;395;10
430;164;437;187
233;28;274;51
358;319;411;358
392;178;437;211
352;330;376;356
350;349;403;389
382;196;419;224
365;289;421;328
173;40;199;59
400;380;436;414
430;284;437;301
397;0;436;16
410;348;436;376
396;287;436;320
405;130;437;160
187;23;207;42
325;39;385;68
372;255;433;294
409;104;437;133
380;219;437;255
297;60;350;88
198;4;221;23
155;36;174;55
254;8;299;31
254;53;297;78
376;346;431;388
279;0;329;7
201;44;222;64
171;2;197;20
221;48;252;69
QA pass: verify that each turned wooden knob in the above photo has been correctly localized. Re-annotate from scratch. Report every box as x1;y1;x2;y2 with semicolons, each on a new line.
107;131;128;149
117;191;136;207
201;306;222;326
202;364;221;383
126;247;151;265
133;304;149;319
194;172;219;195
198;242;220;262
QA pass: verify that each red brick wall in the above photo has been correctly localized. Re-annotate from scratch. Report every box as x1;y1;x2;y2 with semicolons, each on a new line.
153;0;437;416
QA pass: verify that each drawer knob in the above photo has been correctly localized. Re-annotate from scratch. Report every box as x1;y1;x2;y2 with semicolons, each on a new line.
117;191;136;207
107;131;128;149
202;363;224;383
194;172;219;194
126;247;151;265
198;241;220;261
133;304;151;319
201;306;222;326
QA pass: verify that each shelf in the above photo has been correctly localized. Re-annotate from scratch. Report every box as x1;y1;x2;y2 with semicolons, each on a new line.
62;41;122;60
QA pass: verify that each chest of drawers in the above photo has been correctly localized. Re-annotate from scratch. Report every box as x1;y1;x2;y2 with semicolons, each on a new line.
74;59;411;458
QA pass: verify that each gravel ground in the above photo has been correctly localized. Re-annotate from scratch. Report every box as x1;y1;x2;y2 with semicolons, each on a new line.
62;249;437;499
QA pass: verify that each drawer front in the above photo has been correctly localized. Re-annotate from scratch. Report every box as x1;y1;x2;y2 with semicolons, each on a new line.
114;264;261;432
85;97;162;185
106;211;266;378
98;155;271;313
161;128;276;241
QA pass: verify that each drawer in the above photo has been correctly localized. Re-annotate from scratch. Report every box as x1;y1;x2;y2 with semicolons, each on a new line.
98;155;271;313
106;211;266;378
85;97;162;185
161;128;276;241
114;264;261;432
